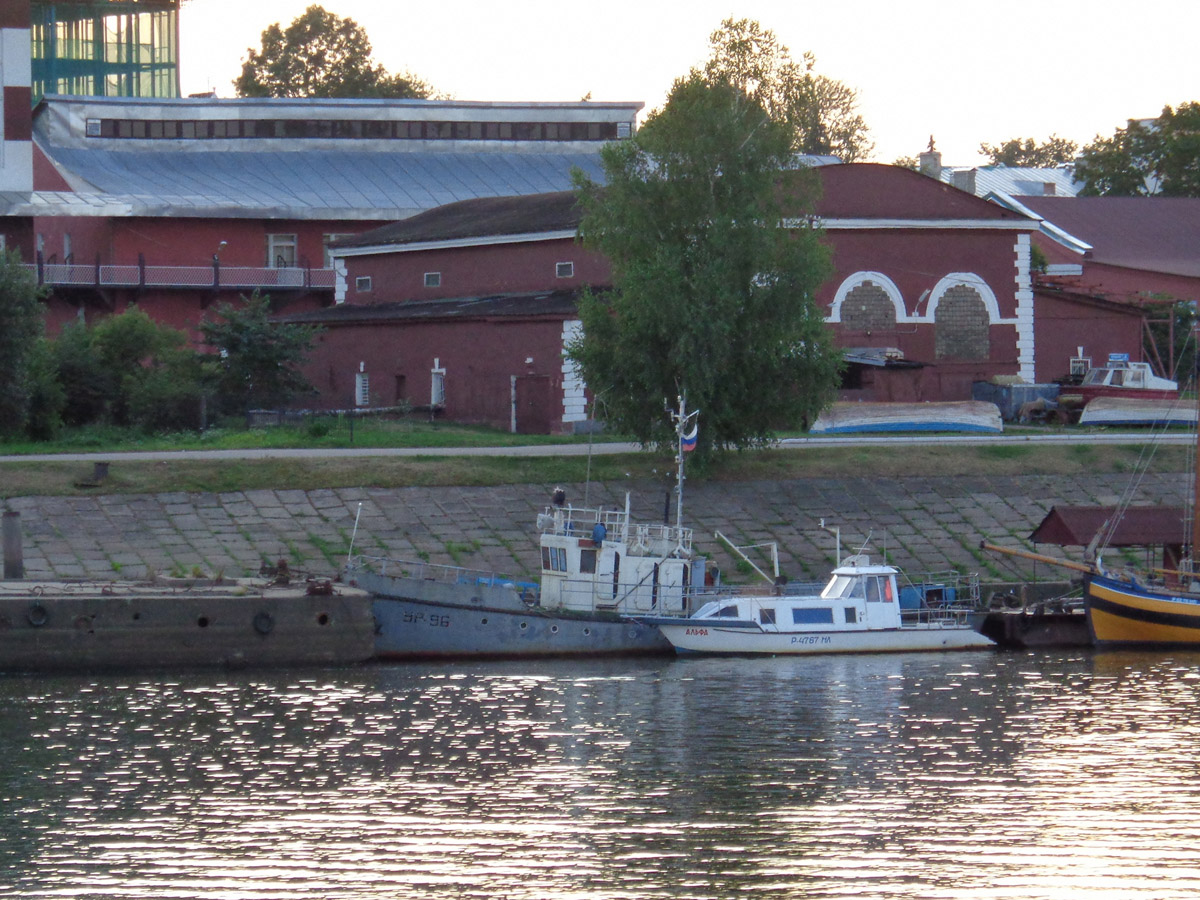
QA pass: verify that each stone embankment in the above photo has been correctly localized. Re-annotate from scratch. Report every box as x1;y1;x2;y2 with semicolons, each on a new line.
3;471;1183;587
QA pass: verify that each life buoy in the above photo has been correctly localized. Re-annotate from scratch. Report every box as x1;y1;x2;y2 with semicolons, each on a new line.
27;604;48;627
253;611;275;635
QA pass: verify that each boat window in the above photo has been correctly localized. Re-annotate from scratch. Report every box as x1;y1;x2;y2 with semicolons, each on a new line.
866;577;881;602
792;607;834;625
759;608;776;626
844;607;857;624
822;575;861;599
580;548;596;574
1082;369;1104;386
542;546;568;573
716;604;741;618
1110;369;1124;386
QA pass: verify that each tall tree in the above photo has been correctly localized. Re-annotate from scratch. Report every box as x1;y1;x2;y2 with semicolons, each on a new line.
201;294;320;415
236;5;432;99
0;250;47;438
703;18;873;163
979;135;1078;167
1075;102;1200;196
570;75;840;458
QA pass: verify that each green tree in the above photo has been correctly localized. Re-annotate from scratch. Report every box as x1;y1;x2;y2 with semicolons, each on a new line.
570;75;840;458
235;4;432;99
0;250;47;438
91;307;191;427
979;135;1078;167
702;18;873;162
201;294;320;415
1075;102;1200;196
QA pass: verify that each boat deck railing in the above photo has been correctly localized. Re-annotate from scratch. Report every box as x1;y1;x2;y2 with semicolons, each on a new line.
349;556;539;597
537;505;694;554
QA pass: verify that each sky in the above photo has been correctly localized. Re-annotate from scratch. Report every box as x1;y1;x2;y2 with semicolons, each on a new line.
178;0;1198;166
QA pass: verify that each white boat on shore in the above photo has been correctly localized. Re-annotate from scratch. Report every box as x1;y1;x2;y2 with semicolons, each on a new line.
641;555;994;656
809;401;1003;434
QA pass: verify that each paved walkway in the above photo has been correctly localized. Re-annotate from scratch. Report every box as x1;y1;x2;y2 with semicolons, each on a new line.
3;470;1184;586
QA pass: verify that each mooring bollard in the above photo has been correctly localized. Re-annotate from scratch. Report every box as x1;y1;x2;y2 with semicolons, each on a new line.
2;510;23;579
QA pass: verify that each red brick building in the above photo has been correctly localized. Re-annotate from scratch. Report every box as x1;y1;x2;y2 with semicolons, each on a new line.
283;164;1149;432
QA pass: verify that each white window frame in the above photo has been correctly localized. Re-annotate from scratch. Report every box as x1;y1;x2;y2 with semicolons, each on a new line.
355;275;373;292
424;271;441;288
431;358;446;407
556;261;575;278
355;371;370;407
266;233;298;268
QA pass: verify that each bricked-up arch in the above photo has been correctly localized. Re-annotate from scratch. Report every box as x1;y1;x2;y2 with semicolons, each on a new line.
934;284;991;359
828;272;904;325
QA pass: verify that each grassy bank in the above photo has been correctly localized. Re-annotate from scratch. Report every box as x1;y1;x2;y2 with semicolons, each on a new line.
0;441;1186;499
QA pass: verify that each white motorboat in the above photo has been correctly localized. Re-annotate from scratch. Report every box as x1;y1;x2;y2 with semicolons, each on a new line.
642;555;994;655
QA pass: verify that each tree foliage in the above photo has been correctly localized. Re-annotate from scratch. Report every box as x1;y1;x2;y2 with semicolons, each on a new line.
570;75;840;458
235;4;432;99
1075;102;1200;196
201;294;320;415
702;18;873;163
979;135;1077;167
0;250;47;437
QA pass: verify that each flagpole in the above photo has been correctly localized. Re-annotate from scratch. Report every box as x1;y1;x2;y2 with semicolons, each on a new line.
672;393;699;535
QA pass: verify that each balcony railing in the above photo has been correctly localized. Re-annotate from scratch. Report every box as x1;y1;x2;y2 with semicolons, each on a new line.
25;254;336;292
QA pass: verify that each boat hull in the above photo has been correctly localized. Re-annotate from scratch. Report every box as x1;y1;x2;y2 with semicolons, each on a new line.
1086;573;1200;648
351;569;672;658
0;580;376;671
651;621;994;655
371;595;671;658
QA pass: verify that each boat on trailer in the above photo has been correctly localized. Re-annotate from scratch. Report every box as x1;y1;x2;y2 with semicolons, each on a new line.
641;555;994;656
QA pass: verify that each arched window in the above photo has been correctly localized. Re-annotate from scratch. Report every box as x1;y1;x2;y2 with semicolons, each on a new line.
934;284;991;360
828;272;905;325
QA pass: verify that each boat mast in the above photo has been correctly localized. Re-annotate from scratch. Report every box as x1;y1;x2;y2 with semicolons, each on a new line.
670;394;699;536
1192;324;1200;576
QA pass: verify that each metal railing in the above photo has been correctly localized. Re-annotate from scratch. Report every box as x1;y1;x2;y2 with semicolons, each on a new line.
25;255;335;292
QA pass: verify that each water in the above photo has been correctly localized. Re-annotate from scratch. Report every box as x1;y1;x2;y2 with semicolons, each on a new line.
3;651;1200;899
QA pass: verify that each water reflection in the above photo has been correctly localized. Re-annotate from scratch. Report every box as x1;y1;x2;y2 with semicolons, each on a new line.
2;652;1200;898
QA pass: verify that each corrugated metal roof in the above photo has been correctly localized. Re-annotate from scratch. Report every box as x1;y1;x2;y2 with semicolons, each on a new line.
41;147;607;220
941;166;1082;198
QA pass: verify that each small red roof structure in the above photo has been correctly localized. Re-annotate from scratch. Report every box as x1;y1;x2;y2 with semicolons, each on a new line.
1030;505;1190;547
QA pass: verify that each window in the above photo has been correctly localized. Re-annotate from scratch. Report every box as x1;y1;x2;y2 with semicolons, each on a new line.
323;233;353;267
759;608;776;626
266;234;297;268
556;261;574;278
355;372;370;407
355;276;373;292
844;607;857;624
63;233;72;262
541;545;568;572
424;272;441;288
580;548;596;574
792;607;834;625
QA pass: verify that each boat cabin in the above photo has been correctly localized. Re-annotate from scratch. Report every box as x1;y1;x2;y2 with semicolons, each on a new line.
536;491;706;616
1079;354;1177;397
685;555;974;632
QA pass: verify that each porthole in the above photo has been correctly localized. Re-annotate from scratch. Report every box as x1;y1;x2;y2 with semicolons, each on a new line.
481;617;488;625
551;625;559;634
583;627;591;636
520;622;528;630
197;616;210;628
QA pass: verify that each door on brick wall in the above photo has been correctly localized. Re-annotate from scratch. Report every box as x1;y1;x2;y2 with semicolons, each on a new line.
514;375;553;434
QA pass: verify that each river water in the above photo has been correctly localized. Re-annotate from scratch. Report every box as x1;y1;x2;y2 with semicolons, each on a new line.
4;650;1200;899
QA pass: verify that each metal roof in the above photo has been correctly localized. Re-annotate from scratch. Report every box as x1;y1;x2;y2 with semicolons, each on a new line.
941;165;1082;198
1016;196;1200;278
1030;505;1190;547
40;146;607;220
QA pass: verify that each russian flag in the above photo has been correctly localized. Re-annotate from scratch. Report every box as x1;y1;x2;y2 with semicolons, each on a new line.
681;422;698;453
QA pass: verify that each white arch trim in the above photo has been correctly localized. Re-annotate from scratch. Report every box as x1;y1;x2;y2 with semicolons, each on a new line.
827;271;906;324
927;273;1011;324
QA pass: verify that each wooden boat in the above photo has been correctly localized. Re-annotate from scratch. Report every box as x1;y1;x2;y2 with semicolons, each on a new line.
1078;396;1197;427
809;401;1002;434
1080;339;1200;648
640;555;994;656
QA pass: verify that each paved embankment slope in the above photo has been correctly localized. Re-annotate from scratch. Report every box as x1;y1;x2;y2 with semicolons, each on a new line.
4;470;1183;585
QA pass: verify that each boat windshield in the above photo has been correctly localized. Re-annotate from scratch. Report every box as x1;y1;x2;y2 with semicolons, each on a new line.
1082;369;1110;386
821;575;865;600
